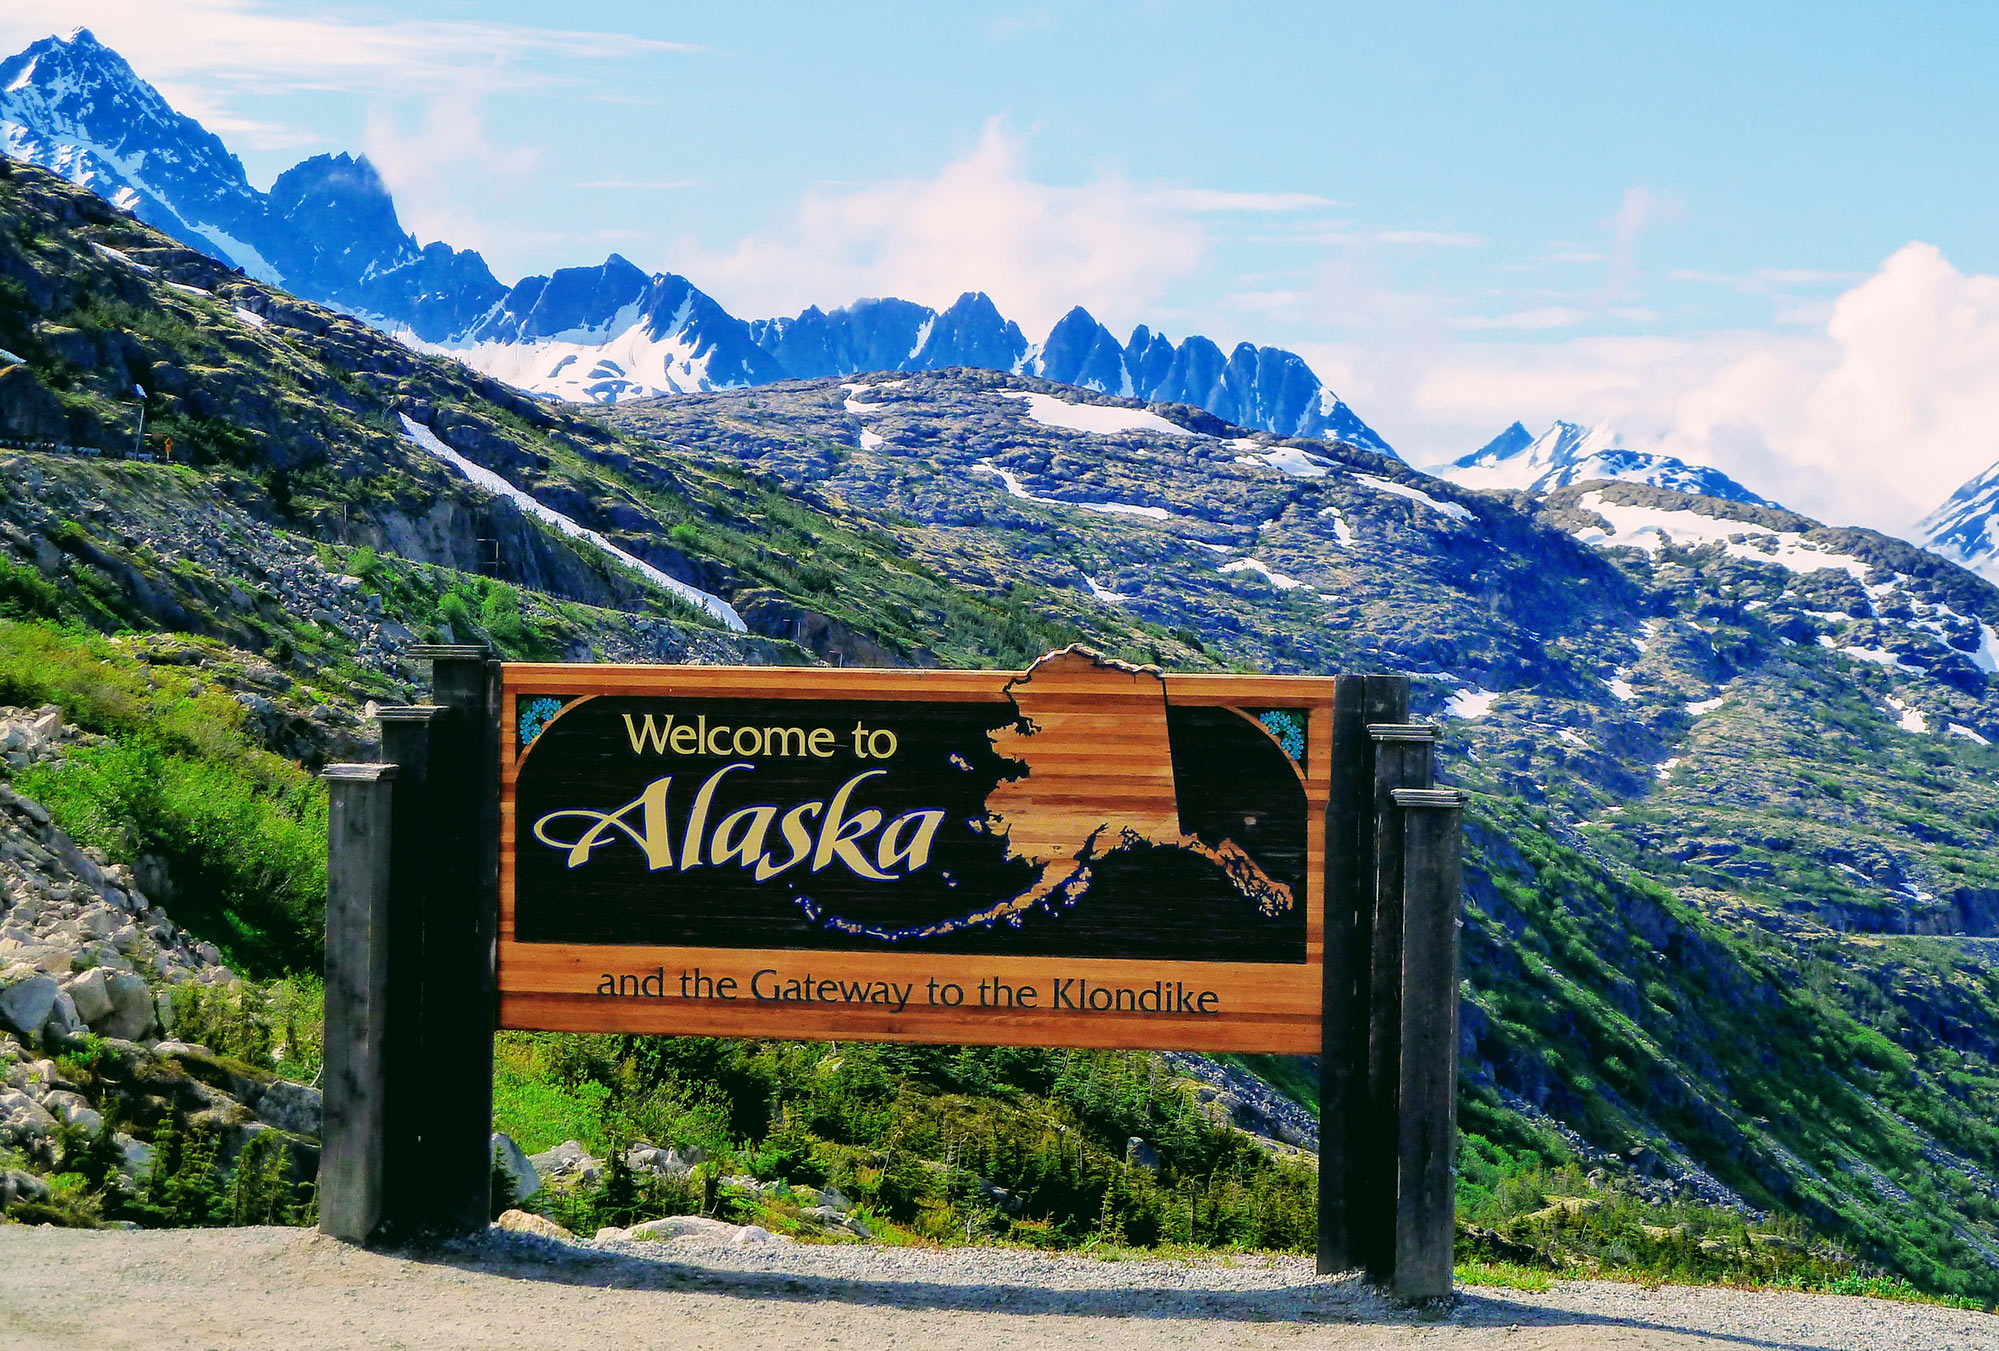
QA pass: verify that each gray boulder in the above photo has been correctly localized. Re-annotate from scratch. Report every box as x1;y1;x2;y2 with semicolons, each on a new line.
0;1088;55;1147
115;1133;153;1179
42;990;83;1041
1126;1136;1160;1170
0;972;58;1039
0;1167;48;1207
491;1132;540;1201
624;1214;737;1242
97;971;155;1041
255;1080;321;1136
40;1089;101;1137
63;968;113;1026
529;1139;602;1186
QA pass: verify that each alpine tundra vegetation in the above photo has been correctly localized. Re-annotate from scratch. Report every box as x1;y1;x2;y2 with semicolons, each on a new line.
0;76;1996;1311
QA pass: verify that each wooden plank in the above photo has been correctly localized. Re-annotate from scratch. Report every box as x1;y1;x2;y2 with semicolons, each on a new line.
1392;787;1466;1302
499;993;1321;1054
318;763;396;1245
503;661;1340;706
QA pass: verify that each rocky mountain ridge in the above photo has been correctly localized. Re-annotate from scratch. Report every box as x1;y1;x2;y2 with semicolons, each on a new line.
1437;420;1772;506
0;28;1388;448
1918;455;1999;586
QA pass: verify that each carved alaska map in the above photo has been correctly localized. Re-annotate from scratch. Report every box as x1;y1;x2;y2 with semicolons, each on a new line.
803;649;1297;943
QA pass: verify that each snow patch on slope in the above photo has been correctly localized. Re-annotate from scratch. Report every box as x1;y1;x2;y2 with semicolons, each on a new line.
1353;474;1476;523
972;461;1172;520
1572;492;1872;579
398;414;745;631
1002;391;1194;438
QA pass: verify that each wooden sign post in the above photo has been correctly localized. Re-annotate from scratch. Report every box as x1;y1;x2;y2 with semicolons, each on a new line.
318;646;1464;1300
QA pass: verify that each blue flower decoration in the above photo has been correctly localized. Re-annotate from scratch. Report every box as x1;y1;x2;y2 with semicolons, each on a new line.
1257;709;1306;764
518;697;566;751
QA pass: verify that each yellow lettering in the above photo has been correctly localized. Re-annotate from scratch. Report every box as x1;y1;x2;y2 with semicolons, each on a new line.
680;762;752;870
622;713;673;754
732;725;762;756
813;769;893;880
765;726;806;757
877;809;945;873
808;728;835;758
532;776;675;870
669;723;698;754
755;801;822;880
706;724;730;755
711;804;777;867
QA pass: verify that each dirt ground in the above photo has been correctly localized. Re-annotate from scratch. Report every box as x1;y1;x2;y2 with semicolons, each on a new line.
0;1226;1990;1351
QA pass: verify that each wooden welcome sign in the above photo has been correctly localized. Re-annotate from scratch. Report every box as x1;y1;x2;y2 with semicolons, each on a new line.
498;648;1332;1051
319;644;1463;1298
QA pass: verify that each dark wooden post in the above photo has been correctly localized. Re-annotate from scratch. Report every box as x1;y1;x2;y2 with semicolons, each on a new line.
374;705;443;1237
1316;674;1367;1273
318;762;397;1243
1360;717;1434;1280
1391;786;1466;1302
409;644;498;1234
1318;676;1411;1276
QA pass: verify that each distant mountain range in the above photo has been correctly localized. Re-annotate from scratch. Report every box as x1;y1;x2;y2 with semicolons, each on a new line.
11;25;1995;547
1434;420;1775;506
0;28;1389;451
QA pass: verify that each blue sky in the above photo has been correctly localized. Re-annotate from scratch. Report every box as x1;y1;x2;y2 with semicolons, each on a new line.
8;1;1999;530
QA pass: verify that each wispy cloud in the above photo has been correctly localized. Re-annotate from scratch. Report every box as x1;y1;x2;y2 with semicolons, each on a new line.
1605;184;1682;296
1142;188;1334;213
675;120;1351;335
1373;229;1485;248
1670;266;1865;292
573;179;701;190
1452;306;1591;331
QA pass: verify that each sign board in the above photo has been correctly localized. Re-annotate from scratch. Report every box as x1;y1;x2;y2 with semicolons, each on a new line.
499;648;1333;1050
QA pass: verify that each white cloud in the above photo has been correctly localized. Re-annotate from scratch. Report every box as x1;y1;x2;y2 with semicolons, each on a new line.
1655;242;1999;530
1313;244;1999;536
0;3;699;161
677;119;1215;337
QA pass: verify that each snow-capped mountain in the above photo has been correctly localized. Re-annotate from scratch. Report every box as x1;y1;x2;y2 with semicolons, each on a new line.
0;28;1392;449
1436;420;1773;505
1917;458;1999;585
0;28;277;279
0;29;502;340
1029;307;1391;449
419;254;782;401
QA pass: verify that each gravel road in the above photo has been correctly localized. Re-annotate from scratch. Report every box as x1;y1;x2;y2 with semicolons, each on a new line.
0;1225;1991;1351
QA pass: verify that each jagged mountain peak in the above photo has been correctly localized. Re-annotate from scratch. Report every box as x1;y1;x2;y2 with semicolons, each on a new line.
1439;417;1771;506
1918;457;1999;586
